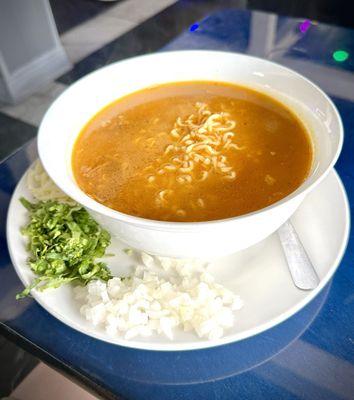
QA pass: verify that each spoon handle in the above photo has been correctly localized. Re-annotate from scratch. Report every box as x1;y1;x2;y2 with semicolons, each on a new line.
277;220;320;290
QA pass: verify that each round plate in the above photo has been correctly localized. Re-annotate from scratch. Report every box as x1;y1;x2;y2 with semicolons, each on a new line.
6;165;350;351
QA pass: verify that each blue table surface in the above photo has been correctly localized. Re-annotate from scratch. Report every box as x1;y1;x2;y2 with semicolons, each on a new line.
1;8;354;400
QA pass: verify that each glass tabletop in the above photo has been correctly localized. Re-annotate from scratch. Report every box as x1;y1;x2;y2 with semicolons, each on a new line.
1;5;353;400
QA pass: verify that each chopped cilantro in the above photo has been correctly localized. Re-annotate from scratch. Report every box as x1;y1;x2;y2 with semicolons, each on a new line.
17;198;112;299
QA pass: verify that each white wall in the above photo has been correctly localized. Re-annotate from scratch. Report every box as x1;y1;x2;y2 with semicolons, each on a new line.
0;0;71;104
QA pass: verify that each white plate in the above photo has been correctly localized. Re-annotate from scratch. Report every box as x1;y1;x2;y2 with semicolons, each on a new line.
6;166;350;351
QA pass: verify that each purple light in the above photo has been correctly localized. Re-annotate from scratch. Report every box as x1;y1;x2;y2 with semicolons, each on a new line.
189;23;199;32
299;19;311;33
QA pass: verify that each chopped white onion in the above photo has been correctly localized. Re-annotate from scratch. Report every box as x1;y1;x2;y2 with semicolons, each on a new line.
75;253;243;341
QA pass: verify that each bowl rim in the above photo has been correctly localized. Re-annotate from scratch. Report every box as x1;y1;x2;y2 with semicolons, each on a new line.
38;50;344;229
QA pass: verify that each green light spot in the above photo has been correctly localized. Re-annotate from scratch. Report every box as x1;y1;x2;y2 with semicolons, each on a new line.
333;50;349;62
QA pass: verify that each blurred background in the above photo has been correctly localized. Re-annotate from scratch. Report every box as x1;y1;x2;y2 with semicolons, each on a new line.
0;0;354;161
0;0;353;399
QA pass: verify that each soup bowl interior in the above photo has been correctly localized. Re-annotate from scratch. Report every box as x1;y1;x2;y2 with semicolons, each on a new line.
38;51;343;258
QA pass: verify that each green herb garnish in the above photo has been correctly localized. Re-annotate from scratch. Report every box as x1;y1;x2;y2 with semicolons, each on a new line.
123;248;133;255
17;197;112;299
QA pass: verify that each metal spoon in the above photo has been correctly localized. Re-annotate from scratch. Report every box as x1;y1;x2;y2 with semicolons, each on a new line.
277;220;320;290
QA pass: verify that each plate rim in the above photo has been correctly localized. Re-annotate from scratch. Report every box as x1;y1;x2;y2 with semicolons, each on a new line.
6;166;350;351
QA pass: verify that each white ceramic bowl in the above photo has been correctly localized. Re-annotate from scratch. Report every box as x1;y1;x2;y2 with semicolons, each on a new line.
38;51;343;258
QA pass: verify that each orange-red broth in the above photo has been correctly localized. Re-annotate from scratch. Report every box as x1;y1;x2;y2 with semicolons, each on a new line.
72;82;313;222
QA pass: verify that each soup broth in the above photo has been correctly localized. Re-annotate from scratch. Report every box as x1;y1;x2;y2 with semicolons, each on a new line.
72;81;313;222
